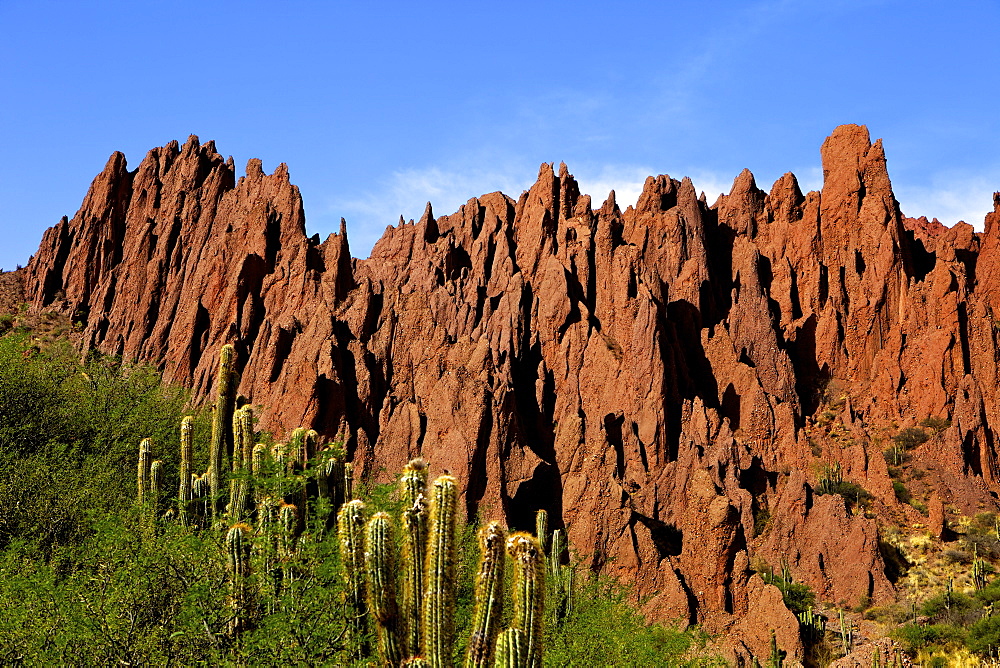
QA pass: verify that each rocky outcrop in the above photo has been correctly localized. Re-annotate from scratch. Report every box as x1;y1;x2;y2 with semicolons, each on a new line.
24;125;1000;660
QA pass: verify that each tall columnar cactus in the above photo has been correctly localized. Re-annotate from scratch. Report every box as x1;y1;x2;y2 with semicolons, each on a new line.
549;528;567;622
209;343;238;516
769;630;784;668
424;474;458;668
344;462;354;501
507;532;544;668
227;523;253;635
400;458;429;656
137;438;153;505
493;628;527;668
149;460;164;516
466;521;506;668
228;406;254;523
339;499;368;654
304;429;319;463
179;416;194;522
289;427;308;469
366;512;403;667
534;510;548;553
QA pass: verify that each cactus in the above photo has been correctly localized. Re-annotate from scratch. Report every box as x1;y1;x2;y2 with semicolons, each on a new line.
366;512;403;667
304;429;318;463
209;344;238;517
178;416;194;524
797;608;825;645
149;459;164;516
190;472;210;526
549;529;567;622
339;499;368;655
466;521;506;668
534;509;548;553
507;532;544;668
839;609;853;655
424;474;458;667
228;406;252;523
344;461;354;501
493;628;527;668
400;458;429;656
768;630;784;668
137;437;153;505
226;523;253;635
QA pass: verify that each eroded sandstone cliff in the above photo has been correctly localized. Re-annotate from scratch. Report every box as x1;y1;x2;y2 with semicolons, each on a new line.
24;125;1000;661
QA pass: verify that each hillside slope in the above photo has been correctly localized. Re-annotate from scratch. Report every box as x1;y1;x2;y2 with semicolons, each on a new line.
23;125;1000;660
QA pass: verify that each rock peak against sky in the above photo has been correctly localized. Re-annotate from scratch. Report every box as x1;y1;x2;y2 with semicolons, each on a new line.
22;125;1000;661
2;1;999;271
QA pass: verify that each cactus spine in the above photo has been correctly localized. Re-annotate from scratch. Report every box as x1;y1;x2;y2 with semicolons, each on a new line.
769;630;784;668
493;628;527;668
424;474;458;667
227;523;253;635
137;437;152;505
466;521;506;668
339;499;368;654
228;405;253;523
507;532;544;668
178;416;193;524
149;459;164;516
209;344;238;517
400;458;429;656
534;509;548;553
366;512;403;667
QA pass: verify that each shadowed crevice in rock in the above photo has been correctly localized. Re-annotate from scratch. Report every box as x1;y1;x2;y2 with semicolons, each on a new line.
22;124;1000;663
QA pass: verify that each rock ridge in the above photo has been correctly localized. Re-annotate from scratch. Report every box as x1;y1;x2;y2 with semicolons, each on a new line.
24;125;1000;661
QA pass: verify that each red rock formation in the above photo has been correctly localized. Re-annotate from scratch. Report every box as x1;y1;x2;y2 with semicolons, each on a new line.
24;125;1000;660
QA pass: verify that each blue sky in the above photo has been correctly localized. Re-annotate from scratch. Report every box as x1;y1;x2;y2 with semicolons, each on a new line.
2;0;998;270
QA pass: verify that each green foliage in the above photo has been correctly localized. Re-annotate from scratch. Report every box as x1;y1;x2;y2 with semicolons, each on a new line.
968;615;1000;655
919;416;951;434
892;480;911;504
543;576;725;667
891;623;966;654
0;335;199;554
893;426;929;450
921;590;976;617
814;462;872;512
0;331;725;665
759;565;816;616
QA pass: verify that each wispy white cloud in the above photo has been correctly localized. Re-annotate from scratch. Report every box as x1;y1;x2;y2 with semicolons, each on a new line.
320;164;535;256
895;173;1000;230
571;164;652;210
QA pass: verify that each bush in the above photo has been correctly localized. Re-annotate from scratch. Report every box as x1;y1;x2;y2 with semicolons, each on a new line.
894;427;930;450
920;416;951;434
921;591;976;618
759;567;816;615
892;623;965;653
968;615;1000;655
544;577;725;666
893;480;911;504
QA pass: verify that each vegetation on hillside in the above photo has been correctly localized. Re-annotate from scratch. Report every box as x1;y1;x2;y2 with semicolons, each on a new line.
0;330;723;666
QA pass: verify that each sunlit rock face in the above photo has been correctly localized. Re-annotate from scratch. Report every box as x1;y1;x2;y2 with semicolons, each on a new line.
24;125;1000;661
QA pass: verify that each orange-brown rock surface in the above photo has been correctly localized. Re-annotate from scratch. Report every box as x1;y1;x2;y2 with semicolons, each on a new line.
23;125;1000;660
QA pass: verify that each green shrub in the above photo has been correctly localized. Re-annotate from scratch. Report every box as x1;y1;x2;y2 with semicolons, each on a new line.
544;577;725;666
893;480;911;504
921;591;976;618
919;416;951;434
891;622;965;653
968;615;1000;655
759;566;816;615
893;427;929;450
